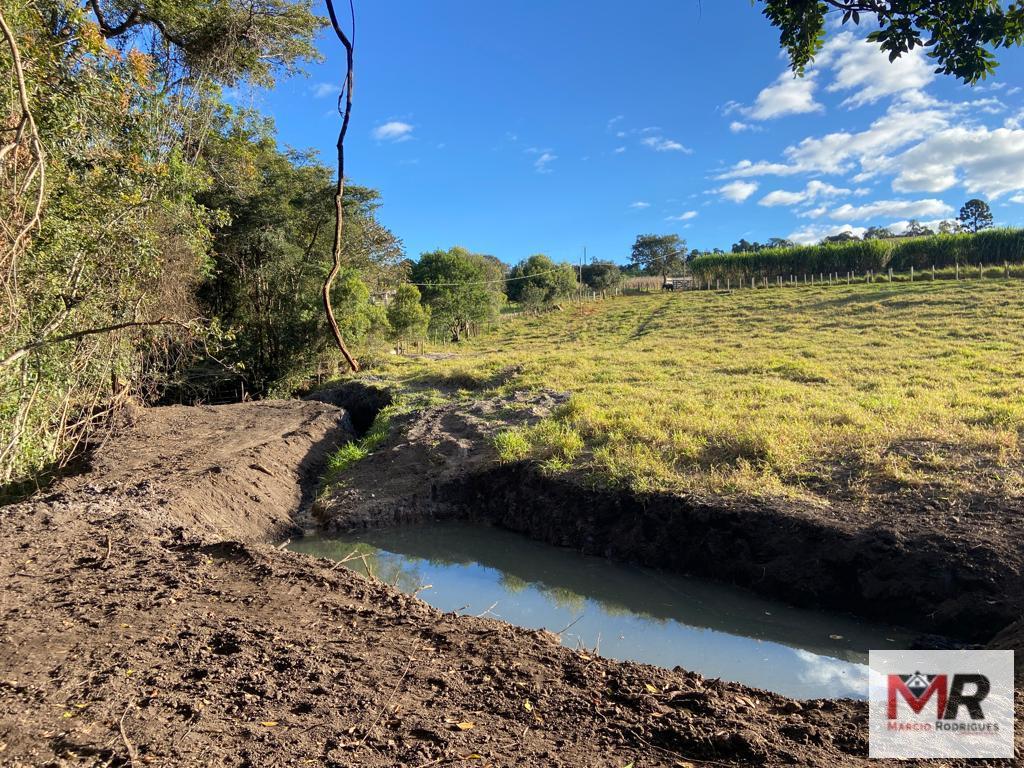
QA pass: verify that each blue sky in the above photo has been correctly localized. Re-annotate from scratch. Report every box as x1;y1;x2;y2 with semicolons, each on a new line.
243;0;1024;265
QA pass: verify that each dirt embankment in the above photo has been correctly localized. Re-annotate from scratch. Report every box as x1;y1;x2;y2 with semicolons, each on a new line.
0;390;1019;766
318;393;1024;645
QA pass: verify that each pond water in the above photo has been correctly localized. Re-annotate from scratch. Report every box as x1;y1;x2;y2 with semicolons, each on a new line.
290;521;917;700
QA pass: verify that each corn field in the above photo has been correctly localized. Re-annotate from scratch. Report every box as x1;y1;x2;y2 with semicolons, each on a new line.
689;229;1024;283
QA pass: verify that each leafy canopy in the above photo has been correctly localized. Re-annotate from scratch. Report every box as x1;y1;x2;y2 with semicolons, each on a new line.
410;247;505;341
628;234;687;279
506;254;578;305
759;0;1024;84
959;198;994;233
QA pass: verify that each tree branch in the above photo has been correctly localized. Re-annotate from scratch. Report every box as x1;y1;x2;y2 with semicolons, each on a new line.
1;318;194;369
0;7;46;269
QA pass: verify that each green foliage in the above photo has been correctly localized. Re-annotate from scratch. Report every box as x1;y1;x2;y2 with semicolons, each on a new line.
493;428;532;463
759;0;1024;84
410;247;505;341
580;261;622;292
959;199;994;234
0;1;399;486
689;229;1024;282
85;0;325;87
506;254;578;306
628;234;686;280
387;284;430;350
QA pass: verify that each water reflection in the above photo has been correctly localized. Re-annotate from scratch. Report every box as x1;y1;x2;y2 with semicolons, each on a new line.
291;521;915;699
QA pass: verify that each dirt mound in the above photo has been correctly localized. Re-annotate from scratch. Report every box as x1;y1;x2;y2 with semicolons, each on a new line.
0;395;1019;766
314;390;568;529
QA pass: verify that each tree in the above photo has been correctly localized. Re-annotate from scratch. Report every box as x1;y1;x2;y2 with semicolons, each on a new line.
410;247;504;341
84;0;323;86
732;239;764;253
628;234;686;285
387;284;430;352
580;261;622;292
958;199;994;234
506;254;577;305
322;0;360;372
864;226;895;240
823;232;860;243
938;220;961;235
904;220;934;238
759;1;1024;84
768;237;795;249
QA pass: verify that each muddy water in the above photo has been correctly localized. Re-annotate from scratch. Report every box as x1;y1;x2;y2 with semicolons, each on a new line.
291;521;916;700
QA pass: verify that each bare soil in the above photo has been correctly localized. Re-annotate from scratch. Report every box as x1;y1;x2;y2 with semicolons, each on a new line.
0;394;1019;766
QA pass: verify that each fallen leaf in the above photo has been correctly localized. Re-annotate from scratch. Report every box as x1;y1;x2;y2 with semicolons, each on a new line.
455;721;475;730
644;683;658;694
260;721;278;727
523;699;533;711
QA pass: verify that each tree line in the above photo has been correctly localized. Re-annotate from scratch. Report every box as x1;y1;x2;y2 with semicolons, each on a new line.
0;0;407;488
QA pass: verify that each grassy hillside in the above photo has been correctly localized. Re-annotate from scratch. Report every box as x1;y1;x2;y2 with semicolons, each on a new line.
377;280;1024;507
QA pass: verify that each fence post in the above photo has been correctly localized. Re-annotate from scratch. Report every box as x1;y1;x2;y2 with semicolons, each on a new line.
889;267;893;282
910;266;914;282
979;263;984;279
956;263;960;280
932;265;935;280
1005;261;1010;279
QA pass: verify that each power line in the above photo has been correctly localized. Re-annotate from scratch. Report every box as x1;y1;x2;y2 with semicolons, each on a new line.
406;266;573;288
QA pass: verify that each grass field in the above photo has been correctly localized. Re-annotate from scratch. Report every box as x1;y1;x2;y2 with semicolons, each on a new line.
376;279;1024;507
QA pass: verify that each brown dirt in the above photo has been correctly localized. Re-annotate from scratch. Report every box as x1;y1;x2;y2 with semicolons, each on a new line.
0;395;1019;766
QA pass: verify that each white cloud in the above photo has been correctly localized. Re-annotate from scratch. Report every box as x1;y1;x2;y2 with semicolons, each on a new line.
629;201;650;209
372;121;414;142
613;146;626;154
716;181;759;203
717;97;960;185
312;82;336;99
533;151;557;173
887;126;1024;199
759;180;851;207
641;136;692;153
745;72;822;120
822;32;933;108
729;121;758;133
667;210;698;221
1011;193;1024;204
787;223;867;245
825;198;953;222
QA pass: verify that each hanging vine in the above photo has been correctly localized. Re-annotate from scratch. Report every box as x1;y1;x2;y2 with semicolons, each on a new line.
322;0;360;373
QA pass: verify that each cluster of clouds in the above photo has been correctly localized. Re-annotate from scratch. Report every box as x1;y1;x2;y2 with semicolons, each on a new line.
708;30;1024;242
